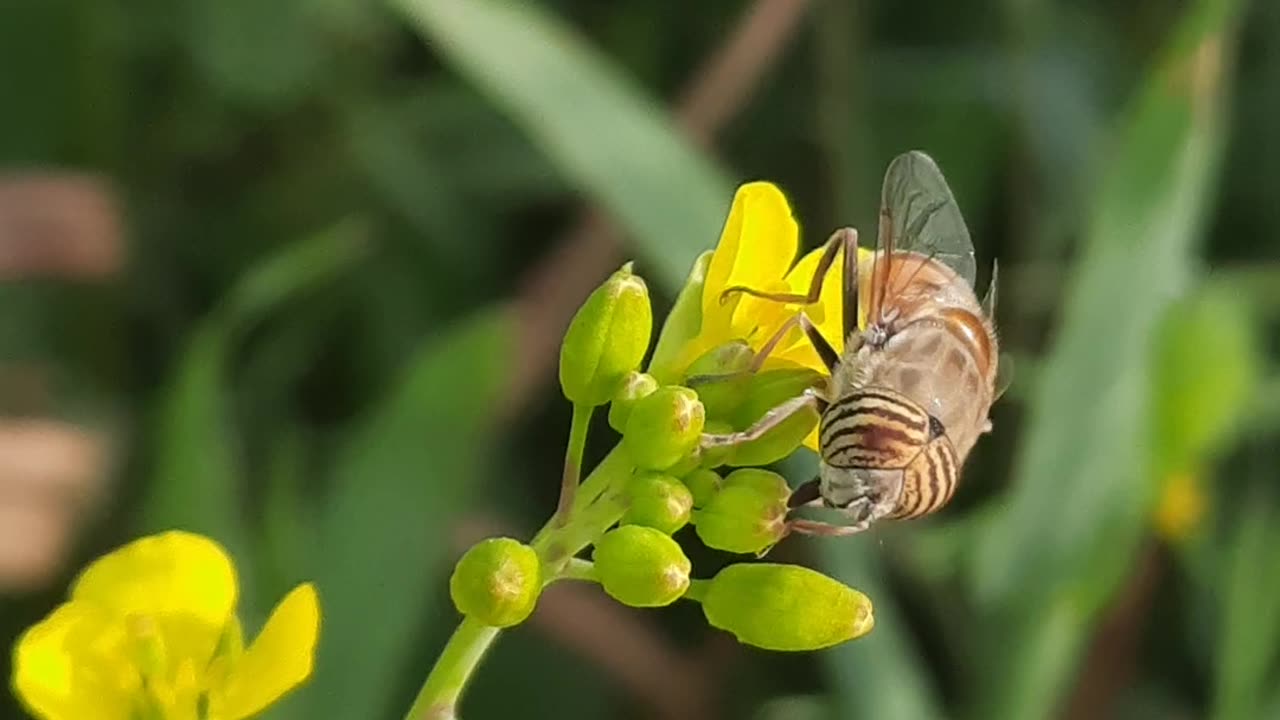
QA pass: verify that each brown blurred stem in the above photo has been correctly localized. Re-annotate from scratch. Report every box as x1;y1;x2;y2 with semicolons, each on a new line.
1058;542;1164;720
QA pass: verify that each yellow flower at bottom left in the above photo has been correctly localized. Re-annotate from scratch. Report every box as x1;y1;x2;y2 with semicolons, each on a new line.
11;530;320;720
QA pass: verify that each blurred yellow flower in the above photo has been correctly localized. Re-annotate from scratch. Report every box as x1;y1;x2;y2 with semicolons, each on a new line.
1153;471;1207;543
674;181;872;449
12;530;320;720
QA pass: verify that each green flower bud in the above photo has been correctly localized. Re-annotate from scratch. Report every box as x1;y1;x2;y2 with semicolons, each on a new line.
685;341;755;420
449;538;542;627
623;472;694;535
682;468;722;509
665;448;705;478
725;368;823;467
592;526;691;607
701;563;874;651
560;262;653;406
686;340;755;377
722;468;790;501
694;482;788;555
623;386;706;471
608;371;660;433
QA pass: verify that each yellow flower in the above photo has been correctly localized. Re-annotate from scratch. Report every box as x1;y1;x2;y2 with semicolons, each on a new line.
671;181;873;449
12;530;320;720
1153;471;1207;543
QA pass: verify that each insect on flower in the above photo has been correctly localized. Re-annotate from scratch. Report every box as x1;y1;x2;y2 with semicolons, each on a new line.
700;151;1010;536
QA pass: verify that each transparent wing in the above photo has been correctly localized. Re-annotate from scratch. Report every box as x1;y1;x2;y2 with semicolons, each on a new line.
994;351;1014;402
876;150;976;287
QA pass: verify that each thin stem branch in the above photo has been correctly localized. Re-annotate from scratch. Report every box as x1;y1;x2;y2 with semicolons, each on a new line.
405;448;634;719
560;558;599;583
554;403;593;526
683;579;710;603
402;618;501;720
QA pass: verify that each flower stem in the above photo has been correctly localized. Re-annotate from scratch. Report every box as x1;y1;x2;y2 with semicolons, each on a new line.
684;578;710;603
559;558;598;583
554;403;593;526
404;446;634;720
402;618;500;720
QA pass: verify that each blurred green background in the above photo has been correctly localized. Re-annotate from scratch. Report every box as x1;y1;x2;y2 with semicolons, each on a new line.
2;0;1278;718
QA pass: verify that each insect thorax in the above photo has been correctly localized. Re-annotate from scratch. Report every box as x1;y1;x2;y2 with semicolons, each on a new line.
853;312;993;461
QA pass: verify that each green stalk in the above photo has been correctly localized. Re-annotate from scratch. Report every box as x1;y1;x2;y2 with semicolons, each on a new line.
553;403;593;525
402;618;500;720
402;445;634;720
559;558;599;583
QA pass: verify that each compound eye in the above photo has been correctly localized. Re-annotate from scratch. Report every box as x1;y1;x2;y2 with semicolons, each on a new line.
927;414;946;440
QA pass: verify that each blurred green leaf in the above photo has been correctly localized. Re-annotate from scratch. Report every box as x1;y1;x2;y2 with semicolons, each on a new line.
463;627;612;720
304;307;510;719
260;426;315;600
753;695;830;720
1151;283;1259;477
968;0;1244;716
392;0;732;285
1211;495;1280;720
778;454;945;720
974;0;1242;609
142;222;368;586
187;0;323;106
818;542;946;720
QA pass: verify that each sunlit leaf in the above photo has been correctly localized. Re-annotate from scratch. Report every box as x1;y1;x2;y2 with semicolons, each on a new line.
142;222;368;596
974;0;1242;611
1211;495;1280;720
303;307;510;719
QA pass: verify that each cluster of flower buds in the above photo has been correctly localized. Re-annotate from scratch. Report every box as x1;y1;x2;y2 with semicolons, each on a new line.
448;257;874;652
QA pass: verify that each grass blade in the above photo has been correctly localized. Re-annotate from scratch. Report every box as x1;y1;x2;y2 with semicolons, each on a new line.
302;307;510;719
142;222;368;577
391;0;732;284
973;0;1242;611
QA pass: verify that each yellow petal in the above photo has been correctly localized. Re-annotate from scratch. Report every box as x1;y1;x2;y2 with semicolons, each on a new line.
70;530;238;666
12;602;138;720
801;426;821;453
784;244;848;355
218;583;320;719
702;182;798;339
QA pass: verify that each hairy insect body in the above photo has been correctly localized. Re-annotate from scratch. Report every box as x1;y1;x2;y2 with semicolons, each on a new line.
699;151;1005;537
817;251;997;527
854;251;996;458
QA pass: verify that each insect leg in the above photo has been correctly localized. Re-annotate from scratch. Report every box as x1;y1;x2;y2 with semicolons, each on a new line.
787;518;872;537
787;477;823;508
685;314;803;388
719;228;858;311
687;309;841;388
699;390;828;450
799;312;841;373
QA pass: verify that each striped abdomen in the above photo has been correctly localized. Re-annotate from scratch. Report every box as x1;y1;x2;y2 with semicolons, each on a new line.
889;434;959;519
820;388;931;469
819;387;960;519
